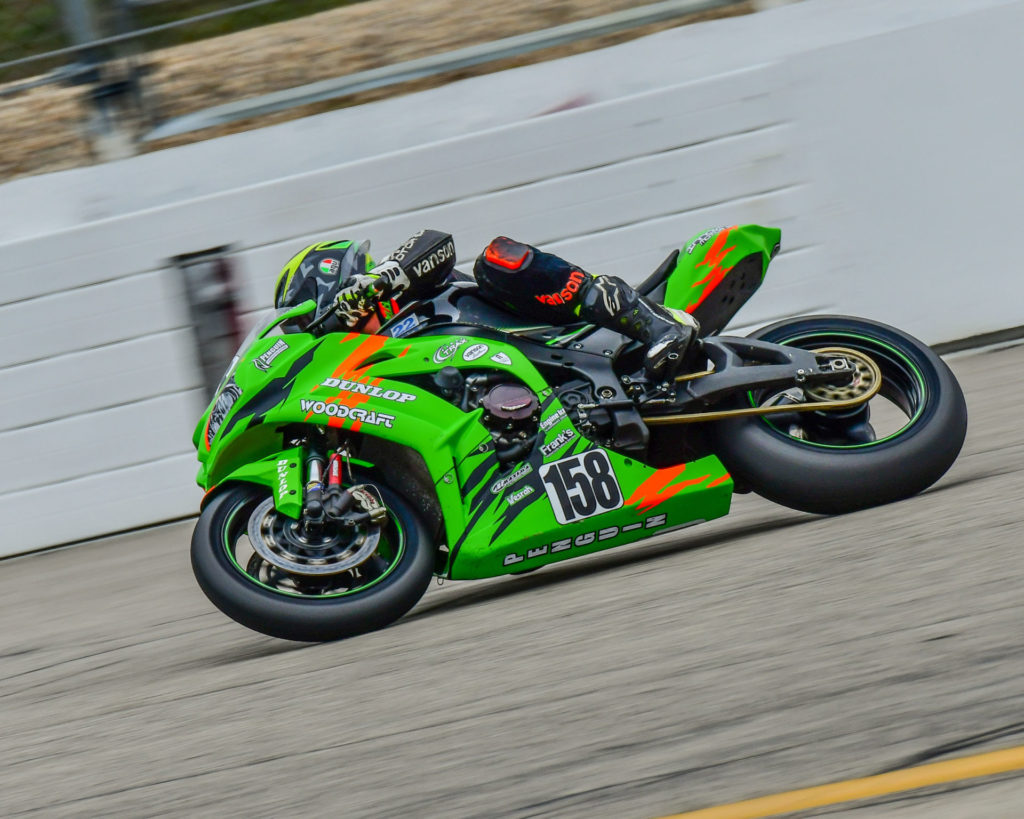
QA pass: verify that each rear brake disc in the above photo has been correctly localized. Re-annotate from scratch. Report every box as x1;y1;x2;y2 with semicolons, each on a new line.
804;347;881;403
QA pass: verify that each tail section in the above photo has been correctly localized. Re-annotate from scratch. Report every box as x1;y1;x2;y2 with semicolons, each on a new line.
663;225;781;335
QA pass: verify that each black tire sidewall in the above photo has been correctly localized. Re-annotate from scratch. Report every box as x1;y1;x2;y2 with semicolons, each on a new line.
191;480;435;642
704;316;968;515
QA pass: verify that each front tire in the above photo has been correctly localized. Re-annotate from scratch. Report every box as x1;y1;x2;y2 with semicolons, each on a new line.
704;316;967;515
191;481;434;641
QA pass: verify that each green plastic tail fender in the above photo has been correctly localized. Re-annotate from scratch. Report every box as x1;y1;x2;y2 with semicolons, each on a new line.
664;224;781;316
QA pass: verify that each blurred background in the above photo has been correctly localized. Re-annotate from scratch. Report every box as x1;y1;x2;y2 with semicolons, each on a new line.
2;0;792;555
3;2;1024;816
0;0;756;178
3;0;1022;552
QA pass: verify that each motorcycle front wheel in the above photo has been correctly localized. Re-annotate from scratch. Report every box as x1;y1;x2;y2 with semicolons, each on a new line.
191;481;434;642
704;315;968;515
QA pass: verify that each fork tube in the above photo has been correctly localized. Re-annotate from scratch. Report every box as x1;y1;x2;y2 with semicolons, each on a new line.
304;444;326;528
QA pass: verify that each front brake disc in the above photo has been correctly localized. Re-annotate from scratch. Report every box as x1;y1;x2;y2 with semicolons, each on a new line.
246;497;381;576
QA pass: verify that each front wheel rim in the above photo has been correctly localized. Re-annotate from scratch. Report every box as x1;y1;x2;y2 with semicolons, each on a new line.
221;497;406;599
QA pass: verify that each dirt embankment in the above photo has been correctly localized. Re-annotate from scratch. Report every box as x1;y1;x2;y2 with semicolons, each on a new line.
0;0;753;183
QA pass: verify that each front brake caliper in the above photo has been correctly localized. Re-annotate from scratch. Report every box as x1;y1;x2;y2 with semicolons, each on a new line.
347;484;388;525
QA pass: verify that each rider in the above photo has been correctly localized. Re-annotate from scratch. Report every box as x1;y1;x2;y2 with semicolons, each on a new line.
273;229;699;380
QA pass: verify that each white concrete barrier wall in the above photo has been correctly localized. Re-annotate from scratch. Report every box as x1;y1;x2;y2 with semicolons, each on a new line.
1;0;1021;556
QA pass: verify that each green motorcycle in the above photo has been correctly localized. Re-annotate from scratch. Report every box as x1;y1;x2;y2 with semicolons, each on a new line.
191;225;967;641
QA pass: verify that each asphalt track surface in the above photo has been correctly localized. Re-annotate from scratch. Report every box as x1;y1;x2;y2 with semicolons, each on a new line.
1;344;1022;818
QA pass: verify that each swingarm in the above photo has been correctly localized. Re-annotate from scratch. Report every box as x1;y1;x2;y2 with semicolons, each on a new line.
642;337;881;425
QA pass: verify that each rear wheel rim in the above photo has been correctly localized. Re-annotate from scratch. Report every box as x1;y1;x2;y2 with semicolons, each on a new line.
753;331;929;450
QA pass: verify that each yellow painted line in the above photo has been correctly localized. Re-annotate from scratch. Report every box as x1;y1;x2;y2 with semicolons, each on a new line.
663;745;1024;819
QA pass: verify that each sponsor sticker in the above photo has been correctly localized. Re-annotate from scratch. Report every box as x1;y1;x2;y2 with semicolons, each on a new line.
412;241;455;276
686;226;729;255
389;230;426;262
349;484;386;522
540;428;575;458
276;459;289;497
463;343;489;362
433;337;468;364
206;380;241;444
319;257;340;276
320;378;416;403
254;339;288;372
502;513;667;565
490;463;533;494
300;399;395;427
506;485;535;507
539;407;567;432
490;352;513;366
389;314;420;338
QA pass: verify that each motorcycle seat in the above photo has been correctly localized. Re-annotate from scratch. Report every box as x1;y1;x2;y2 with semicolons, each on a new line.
635;249;680;304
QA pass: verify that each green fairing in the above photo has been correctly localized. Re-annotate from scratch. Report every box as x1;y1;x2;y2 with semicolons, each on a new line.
195;328;734;581
212;446;305;519
664;224;781;315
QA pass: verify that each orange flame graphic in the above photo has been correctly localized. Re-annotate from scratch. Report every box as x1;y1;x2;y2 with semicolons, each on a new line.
687;226;737;312
626;464;711;514
304;335;389;428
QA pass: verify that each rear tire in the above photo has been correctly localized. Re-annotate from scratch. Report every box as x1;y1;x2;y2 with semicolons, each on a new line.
191;481;434;641
704;316;967;515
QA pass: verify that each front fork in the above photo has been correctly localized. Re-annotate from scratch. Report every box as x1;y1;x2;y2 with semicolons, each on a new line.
303;443;327;531
301;439;387;530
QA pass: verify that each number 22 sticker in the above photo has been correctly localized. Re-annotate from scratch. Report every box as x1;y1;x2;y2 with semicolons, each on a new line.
539;450;623;524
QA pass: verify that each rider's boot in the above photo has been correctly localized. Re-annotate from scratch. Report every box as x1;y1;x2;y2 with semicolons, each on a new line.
579;275;700;383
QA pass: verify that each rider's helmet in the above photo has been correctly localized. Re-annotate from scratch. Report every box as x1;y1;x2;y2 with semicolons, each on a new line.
273;239;373;330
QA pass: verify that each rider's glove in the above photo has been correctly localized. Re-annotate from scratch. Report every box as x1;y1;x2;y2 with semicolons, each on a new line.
332;261;409;326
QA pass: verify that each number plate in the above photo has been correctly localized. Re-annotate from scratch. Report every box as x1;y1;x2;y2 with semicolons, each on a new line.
539;450;623;524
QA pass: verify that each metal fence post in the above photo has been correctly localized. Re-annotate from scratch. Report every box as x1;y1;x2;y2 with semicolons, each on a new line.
56;0;103;55
174;247;244;401
58;0;139;160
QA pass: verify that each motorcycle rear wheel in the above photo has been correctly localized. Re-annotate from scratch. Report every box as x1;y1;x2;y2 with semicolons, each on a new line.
191;481;434;641
704;315;967;515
